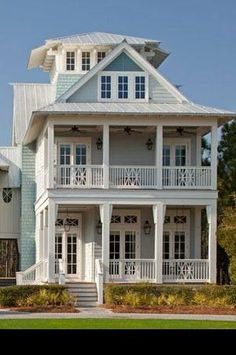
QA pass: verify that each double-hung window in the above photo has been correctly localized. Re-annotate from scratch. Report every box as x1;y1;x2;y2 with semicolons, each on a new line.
101;76;111;99
66;51;75;71
135;76;145;99
118;76;128;99
82;52;90;71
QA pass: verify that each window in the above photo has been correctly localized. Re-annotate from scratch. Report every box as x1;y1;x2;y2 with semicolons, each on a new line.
163;145;171;166
55;219;64;227
82;52;90;71
101;76;111;99
163;232;170;259
175;145;186;166
66;52;75;71
97;51;106;63
76;144;86;165
118;76;128;99
55;233;63;273
135;76;145;99
174;232;185;259
2;188;12;203
174;216;187;224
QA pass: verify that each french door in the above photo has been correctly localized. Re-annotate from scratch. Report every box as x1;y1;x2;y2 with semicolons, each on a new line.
0;239;18;278
55;232;80;278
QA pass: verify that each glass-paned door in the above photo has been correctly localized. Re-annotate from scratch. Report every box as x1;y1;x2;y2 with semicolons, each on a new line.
174;232;185;259
55;233;63;274
66;233;78;275
125;231;136;275
109;232;120;275
74;144;87;186
0;239;18;278
59;144;71;185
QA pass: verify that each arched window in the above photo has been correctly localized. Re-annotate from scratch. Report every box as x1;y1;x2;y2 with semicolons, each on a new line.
2;188;12;203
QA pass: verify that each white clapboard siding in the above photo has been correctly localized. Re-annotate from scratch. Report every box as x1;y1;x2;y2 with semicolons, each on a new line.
0;188;21;238
149;76;179;103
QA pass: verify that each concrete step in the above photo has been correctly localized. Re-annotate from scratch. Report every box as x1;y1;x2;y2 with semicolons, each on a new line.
66;282;98;307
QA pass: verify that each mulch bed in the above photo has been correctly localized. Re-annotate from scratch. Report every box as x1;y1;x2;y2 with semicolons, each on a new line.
105;305;236;315
8;305;79;313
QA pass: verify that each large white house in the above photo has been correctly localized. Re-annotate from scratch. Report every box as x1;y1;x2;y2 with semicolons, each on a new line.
0;32;235;304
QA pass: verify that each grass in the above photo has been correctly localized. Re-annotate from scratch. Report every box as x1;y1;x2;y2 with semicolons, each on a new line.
0;319;235;329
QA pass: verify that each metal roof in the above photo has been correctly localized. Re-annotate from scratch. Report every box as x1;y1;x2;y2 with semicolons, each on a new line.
37;102;235;116
12;83;56;144
0;147;21;187
47;32;160;45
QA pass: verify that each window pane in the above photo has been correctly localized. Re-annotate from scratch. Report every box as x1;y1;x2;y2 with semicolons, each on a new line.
82;52;90;71
101;76;111;99
135;76;145;99
66;52;75;71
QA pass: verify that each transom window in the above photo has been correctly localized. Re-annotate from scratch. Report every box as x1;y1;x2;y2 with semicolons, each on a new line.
124;215;137;224
135;76;145;99
2;188;12;203
82;52;90;71
97;51;106;63
66;52;75;71
101;76;111;99
164;216;170;224
174;216;187;224
111;215;121;224
118;76;128;99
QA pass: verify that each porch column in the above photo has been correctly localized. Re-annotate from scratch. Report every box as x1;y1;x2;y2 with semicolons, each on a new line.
153;202;166;283
155;125;163;189
206;202;217;283
47;122;54;189
47;199;56;282
100;203;112;282
103;124;109;189
194;207;202;259
211;123;218;190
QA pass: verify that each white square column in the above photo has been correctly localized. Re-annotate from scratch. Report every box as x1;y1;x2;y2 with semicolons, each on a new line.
155;125;163;189
100;203;113;282
153;203;166;283
206;202;217;283
47;199;56;282
103;124;110;189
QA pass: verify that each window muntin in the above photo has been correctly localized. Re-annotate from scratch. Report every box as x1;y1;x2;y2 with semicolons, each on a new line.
60;144;71;165
2;188;12;203
97;51;106;63
101;76;111;99
118;76;128;99
163;145;171;166
111;215;121;224
110;233;120;260
174;216;187;224
66;52;75;71
174;232;185;259
175;145;186;166
135;76;145;99
82;52;90;71
124;215;137;224
67;234;77;274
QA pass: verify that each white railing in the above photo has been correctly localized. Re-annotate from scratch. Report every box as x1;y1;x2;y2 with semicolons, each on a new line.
109;166;157;189
95;259;103;304
16;260;48;285
162;166;212;189
163;259;209;283
55;165;104;188
109;259;156;282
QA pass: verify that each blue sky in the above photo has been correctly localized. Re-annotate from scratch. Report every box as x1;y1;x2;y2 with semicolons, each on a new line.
0;0;236;146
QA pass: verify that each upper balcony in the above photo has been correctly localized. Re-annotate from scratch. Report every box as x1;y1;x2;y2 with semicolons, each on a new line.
36;123;217;199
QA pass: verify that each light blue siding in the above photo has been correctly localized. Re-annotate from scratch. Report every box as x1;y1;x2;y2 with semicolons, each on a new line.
56;74;83;98
20;144;36;270
104;52;143;71
68;75;98;103
149;76;179;103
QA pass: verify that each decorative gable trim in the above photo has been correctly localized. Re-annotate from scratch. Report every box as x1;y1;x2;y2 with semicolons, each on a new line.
57;40;188;104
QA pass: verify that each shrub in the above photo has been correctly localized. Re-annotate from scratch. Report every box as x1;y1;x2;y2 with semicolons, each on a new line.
0;285;71;307
104;284;236;307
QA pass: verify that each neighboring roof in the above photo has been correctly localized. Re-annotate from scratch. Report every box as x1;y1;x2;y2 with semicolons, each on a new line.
0;147;21;187
38;102;235;116
48;32;160;45
28;32;168;70
12;83;56;145
58;40;186;103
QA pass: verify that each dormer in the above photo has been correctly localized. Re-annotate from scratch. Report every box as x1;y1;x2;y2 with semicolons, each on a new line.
27;32;169;83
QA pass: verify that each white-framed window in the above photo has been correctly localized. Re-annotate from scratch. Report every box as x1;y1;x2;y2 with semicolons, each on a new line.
100;75;111;99
97;51;106;63
163;139;190;167
66;51;75;71
135;76;145;99
82;52;90;71
98;72;148;102
118;75;129;99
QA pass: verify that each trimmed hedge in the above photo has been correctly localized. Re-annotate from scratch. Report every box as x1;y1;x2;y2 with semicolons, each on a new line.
0;285;69;307
104;284;236;307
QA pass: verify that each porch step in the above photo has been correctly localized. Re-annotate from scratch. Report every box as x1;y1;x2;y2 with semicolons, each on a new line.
0;278;16;287
66;282;98;307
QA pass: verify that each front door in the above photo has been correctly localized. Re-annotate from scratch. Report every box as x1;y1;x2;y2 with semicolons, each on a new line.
66;233;78;277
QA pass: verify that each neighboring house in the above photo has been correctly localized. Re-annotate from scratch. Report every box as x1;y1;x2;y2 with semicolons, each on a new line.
0;32;235;303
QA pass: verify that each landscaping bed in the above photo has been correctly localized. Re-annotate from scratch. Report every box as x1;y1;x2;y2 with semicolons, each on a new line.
104;284;236;314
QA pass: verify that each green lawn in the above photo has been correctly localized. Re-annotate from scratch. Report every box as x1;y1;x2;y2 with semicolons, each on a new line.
0;319;235;329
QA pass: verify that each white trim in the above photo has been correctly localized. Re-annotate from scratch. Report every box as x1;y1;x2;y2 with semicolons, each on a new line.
56;137;91;166
57;41;187;103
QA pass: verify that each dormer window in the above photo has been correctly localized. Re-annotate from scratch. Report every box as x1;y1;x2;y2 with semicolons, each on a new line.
97;52;106;63
118;76;128;99
82;52;90;71
66;51;75;71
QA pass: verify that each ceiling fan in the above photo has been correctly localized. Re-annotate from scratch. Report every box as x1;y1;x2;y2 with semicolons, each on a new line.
111;126;143;135
165;127;196;136
56;125;91;136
